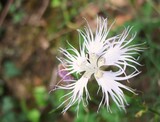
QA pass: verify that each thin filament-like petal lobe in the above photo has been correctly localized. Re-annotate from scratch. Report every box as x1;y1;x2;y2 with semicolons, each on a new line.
95;70;135;111
58;72;91;113
80;17;117;56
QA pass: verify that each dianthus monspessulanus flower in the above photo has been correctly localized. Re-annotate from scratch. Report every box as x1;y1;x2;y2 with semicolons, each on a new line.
55;17;144;113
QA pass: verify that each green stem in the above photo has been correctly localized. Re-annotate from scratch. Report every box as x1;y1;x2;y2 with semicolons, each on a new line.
148;108;160;116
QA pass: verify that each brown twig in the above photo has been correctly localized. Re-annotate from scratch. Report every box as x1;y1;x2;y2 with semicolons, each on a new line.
0;0;13;27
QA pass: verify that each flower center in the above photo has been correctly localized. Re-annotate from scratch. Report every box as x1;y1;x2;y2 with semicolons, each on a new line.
94;70;103;79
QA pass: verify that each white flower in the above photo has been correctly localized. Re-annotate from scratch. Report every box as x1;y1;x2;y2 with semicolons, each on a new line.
56;17;144;113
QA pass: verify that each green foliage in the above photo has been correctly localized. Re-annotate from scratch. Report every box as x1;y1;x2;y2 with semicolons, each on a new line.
33;86;48;107
0;97;27;122
141;2;153;18
100;106;124;122
74;104;98;122
27;109;40;122
75;112;97;122
2;97;14;113
51;0;61;7
9;0;24;23
0;3;2;11
0;80;4;96
3;61;21;78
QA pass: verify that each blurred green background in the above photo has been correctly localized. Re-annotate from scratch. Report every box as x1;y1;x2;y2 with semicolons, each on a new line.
0;0;160;122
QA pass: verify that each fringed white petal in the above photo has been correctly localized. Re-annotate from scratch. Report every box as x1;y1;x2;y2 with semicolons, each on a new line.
78;17;117;56
102;27;144;71
57;72;91;113
94;70;137;112
58;42;89;76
